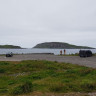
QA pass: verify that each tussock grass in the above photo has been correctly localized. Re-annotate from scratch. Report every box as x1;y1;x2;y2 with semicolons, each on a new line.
10;80;33;95
0;60;96;95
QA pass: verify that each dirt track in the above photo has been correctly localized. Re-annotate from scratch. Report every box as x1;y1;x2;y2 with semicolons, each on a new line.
0;54;96;68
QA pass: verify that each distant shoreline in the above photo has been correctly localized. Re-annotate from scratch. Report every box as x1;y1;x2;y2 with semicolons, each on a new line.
0;48;95;55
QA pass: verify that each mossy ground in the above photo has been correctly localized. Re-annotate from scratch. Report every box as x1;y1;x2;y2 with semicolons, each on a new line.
0;60;96;95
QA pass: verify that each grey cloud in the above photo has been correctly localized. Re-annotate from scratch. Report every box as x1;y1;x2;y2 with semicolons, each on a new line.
0;0;96;48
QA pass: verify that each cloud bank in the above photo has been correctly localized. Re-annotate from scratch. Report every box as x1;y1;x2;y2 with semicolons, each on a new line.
0;0;96;48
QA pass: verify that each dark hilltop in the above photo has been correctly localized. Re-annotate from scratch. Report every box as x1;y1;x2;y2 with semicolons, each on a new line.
33;42;94;49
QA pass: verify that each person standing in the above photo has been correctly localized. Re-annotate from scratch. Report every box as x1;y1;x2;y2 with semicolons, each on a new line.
64;49;66;55
60;50;62;55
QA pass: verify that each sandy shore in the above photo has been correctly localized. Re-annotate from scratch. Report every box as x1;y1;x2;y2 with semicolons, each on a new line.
0;54;96;68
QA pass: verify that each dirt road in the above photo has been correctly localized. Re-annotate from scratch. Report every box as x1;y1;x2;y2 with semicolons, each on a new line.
0;54;96;68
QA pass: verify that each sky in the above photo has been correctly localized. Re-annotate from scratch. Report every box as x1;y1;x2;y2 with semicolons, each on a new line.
0;0;96;48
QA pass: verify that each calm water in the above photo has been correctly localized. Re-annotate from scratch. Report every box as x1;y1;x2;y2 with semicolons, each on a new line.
0;48;96;55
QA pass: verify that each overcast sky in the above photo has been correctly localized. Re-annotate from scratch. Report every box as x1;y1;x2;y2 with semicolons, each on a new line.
0;0;96;48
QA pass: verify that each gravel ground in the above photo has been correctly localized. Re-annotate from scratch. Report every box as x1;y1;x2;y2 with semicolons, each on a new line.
0;54;96;68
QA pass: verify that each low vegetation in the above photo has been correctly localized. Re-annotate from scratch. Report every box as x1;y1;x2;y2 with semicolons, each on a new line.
0;60;96;95
0;45;21;49
59;53;79;56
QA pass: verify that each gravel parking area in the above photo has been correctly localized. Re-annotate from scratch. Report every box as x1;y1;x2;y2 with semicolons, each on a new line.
0;54;96;68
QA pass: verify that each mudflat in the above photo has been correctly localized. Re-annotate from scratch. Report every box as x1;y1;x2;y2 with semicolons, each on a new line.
0;54;96;68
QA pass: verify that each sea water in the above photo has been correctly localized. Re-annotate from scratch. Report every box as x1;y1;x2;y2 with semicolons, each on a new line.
0;48;96;55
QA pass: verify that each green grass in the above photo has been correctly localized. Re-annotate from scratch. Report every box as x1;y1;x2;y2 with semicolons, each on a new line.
0;60;96;95
59;53;79;56
60;53;96;56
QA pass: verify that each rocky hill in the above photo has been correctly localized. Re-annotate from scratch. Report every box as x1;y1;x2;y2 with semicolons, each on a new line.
33;42;94;49
0;45;22;49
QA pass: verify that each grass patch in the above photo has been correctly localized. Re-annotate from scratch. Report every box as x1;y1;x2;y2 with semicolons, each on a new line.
59;53;79;56
10;80;33;95
0;60;96;95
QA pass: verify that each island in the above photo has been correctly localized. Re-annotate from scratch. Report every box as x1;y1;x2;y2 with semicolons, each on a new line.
33;42;94;49
0;45;22;49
